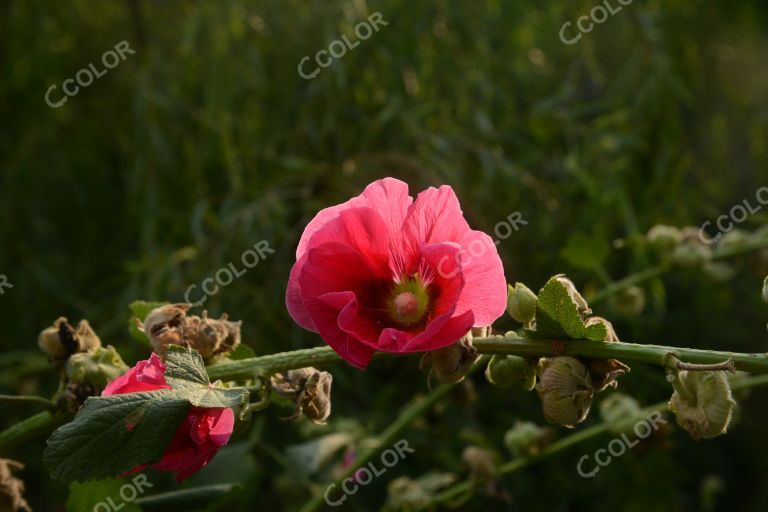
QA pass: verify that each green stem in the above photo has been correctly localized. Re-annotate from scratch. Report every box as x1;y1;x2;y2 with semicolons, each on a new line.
0;411;68;455
0;394;54;409
428;373;768;508
209;336;768;380
296;361;483;512
588;263;669;305
589;235;768;305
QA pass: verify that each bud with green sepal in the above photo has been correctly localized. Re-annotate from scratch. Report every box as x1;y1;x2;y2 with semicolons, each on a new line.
485;355;537;390
646;224;683;250
503;421;551;457
666;356;736;440
598;393;643;434
66;346;129;391
506;282;537;327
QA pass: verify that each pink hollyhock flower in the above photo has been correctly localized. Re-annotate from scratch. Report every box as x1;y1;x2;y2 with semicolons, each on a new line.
103;353;235;481
286;178;506;369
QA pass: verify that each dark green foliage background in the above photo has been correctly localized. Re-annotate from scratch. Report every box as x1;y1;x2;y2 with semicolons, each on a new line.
1;0;768;510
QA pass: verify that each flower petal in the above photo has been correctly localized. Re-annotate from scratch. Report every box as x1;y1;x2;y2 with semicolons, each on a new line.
102;353;171;396
455;230;507;326
308;291;376;368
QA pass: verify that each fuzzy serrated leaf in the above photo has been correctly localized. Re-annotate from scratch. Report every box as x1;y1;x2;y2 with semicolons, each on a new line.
45;391;189;482
164;345;210;389
164;345;248;408
533;276;607;340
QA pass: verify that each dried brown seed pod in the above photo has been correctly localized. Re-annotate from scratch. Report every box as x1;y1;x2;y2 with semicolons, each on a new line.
38;317;101;362
0;458;31;512
271;367;333;424
138;304;242;359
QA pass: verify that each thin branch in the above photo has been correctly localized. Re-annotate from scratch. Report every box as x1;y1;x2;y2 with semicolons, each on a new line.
0;394;53;409
425;373;768;509
588;235;768;306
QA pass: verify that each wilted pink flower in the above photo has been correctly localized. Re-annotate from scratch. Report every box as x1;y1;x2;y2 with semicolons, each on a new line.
286;178;506;369
103;353;234;481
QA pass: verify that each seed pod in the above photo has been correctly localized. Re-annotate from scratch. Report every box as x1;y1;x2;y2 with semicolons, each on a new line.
598;393;643;434
139;304;190;356
535;357;594;428
503;421;551;457
718;229;750;251
271;367;333;424
138;304;242;359
671;240;712;268
419;334;479;384
298;371;333;424
609;286;646;317
38;317;101;362
485;355;537;390
646;225;683;250
668;370;736;440
461;446;496;482
506;283;537;325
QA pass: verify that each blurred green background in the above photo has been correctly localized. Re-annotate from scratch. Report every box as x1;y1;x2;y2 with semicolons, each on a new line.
2;0;768;510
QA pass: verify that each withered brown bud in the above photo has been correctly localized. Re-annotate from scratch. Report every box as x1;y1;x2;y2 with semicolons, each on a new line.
535;357;594;428
138;304;241;359
461;446;496;482
271;367;333;424
38;317;101;362
0;459;31;512
419;333;479;385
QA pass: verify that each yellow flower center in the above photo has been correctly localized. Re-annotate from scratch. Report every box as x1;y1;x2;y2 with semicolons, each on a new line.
388;276;429;326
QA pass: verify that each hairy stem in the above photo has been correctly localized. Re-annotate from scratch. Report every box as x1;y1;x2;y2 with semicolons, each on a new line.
208;336;768;380
0;394;54;409
0;411;68;455
297;359;485;512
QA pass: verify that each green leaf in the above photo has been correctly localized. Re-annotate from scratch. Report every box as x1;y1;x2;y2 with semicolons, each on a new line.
165;345;248;408
128;301;168;346
45;390;190;481
227;344;257;360
534;276;607;341
164;345;210;389
67;478;143;512
46;346;248;482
